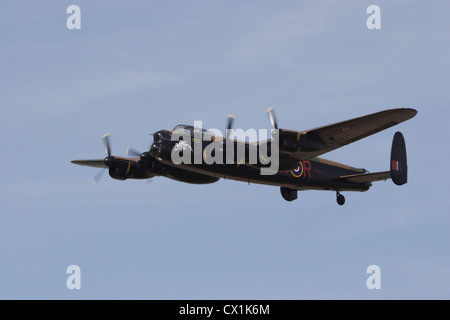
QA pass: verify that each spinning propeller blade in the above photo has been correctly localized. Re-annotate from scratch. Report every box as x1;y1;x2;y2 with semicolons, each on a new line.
93;169;106;185
226;115;235;140
126;147;141;157
103;133;112;157
93;133;115;184
266;106;278;129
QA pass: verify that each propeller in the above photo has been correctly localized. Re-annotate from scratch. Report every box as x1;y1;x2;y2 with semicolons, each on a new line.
221;115;235;154
77;133;154;185
93;133;115;184
226;115;235;140
93;168;106;185
222;115;238;164
126;146;153;165
266;106;278;129
125;146;154;184
126;147;141;157
103;133;112;157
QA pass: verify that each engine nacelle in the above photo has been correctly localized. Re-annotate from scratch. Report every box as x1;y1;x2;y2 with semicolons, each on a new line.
109;167;127;181
107;160;151;180
277;130;325;152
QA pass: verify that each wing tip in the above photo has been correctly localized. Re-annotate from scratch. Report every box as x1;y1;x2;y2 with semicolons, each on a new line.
407;108;418;117
386;107;418;118
71;160;87;166
70;159;107;168
398;108;418;121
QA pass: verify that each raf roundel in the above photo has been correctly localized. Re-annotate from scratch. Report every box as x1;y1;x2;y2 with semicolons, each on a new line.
290;162;303;178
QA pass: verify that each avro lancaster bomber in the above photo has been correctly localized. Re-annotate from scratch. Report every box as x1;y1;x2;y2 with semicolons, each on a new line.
72;107;417;205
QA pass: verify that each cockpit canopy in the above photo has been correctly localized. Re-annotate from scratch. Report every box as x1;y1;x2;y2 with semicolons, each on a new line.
172;125;216;140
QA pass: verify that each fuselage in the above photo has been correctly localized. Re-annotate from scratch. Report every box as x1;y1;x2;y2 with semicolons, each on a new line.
158;156;369;191
151;126;370;192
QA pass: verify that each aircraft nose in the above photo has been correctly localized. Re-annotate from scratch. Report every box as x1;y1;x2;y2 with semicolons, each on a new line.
154;130;171;142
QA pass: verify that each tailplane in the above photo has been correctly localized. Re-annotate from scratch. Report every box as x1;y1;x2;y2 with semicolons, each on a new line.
339;131;409;186
390;131;408;185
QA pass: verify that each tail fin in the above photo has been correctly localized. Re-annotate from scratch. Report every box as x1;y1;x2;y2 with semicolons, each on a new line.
391;132;408;185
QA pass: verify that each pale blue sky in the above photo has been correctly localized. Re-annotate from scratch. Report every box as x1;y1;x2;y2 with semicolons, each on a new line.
0;1;449;299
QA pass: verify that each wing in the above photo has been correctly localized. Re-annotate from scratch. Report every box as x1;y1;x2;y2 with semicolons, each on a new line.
280;108;417;160
71;159;107;168
339;171;390;184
